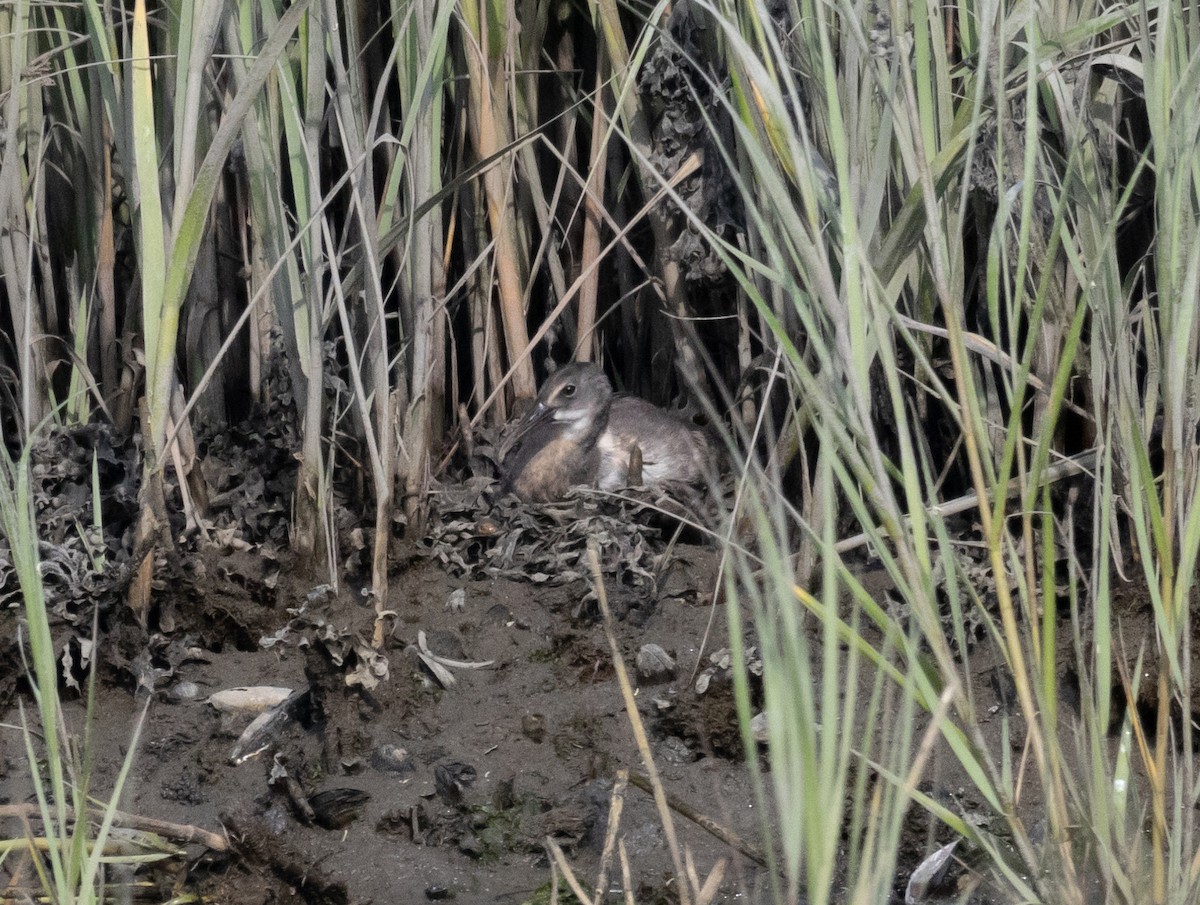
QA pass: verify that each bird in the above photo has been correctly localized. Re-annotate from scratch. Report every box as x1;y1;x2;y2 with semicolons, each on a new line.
499;362;713;502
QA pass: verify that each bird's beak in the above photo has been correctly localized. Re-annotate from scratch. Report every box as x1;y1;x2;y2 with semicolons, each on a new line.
520;400;552;427
506;400;553;446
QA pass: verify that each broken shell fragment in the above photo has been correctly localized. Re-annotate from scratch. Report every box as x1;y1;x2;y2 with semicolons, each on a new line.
309;788;371;830
228;689;310;765
905;840;959;903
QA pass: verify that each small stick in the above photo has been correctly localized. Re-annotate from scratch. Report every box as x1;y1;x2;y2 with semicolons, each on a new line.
587;541;692;905
624;771;769;869
591;770;629;905
458;402;474;460
0;803;228;852
627;445;643;487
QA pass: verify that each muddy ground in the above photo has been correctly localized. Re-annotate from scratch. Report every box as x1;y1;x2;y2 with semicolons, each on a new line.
0;481;1166;905
0;526;792;904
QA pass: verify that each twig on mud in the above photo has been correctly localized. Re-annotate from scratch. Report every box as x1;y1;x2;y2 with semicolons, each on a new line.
587;540;693;905
591;770;629;905
625;771;769;869
547;839;594;904
0;803;228;852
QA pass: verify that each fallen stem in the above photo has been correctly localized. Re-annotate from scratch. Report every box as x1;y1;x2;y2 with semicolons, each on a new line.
0;803;228;852
625;771;770;869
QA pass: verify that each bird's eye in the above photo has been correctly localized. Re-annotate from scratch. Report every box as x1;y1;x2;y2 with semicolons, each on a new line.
562;384;576;398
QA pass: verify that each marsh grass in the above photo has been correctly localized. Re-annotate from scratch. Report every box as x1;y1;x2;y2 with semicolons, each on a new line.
2;0;1199;902
680;1;1200;903
0;430;161;902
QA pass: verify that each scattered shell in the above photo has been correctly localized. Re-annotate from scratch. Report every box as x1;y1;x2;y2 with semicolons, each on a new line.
345;638;390;690
230;710;284;765
306;584;336;606
905;840;959;903
412;647;457;688
445;589;466;613
693;645;764;694
434;761;477;805
165;681;201;703
207;686;293;715
228;689;309;765
636;644;675;682
418;630;495;669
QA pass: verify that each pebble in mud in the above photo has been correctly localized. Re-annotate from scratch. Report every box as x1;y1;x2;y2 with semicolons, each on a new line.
165;681;201;703
656;736;695;766
372;743;415;775
521;713;546;743
636;644;676;683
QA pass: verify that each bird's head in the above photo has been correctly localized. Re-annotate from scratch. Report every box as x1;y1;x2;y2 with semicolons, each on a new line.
520;362;613;437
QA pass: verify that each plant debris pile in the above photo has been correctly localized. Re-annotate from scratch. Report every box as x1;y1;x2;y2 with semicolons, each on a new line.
0;423;139;623
195;413;298;552
193;344;303;552
640;0;744;286
423;477;663;596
